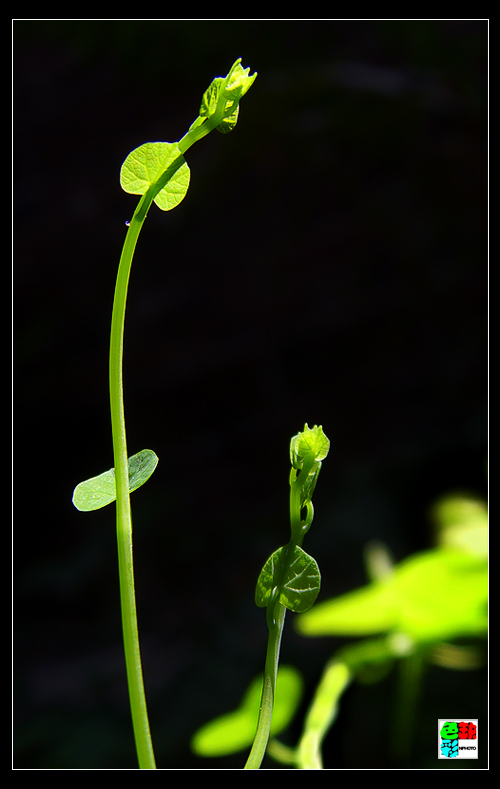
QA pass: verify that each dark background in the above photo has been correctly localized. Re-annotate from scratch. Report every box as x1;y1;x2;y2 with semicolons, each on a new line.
14;20;487;769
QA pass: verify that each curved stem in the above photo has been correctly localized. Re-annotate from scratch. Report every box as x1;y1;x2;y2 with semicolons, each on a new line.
109;109;226;769
108;63;251;765
109;190;156;769
110;149;203;770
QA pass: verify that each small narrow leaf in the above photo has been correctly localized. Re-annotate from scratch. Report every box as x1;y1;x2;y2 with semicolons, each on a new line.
256;544;321;613
72;449;159;511
120;142;190;211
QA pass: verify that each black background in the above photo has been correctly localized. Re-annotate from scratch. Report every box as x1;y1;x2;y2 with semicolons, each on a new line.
14;20;487;769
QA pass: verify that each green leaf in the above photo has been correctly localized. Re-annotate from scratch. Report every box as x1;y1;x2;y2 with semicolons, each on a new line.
191;665;303;757
72;449;159;511
255;544;321;613
296;547;487;643
290;424;330;470
199;77;239;133
120;142;190;211
198;60;257;135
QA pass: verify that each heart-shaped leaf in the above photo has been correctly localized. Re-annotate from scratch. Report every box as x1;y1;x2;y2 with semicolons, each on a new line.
120;142;190;211
72;449;159;511
255;544;321;613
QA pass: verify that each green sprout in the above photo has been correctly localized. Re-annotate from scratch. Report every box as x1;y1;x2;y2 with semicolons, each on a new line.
191;424;330;769
246;424;329;768
72;60;256;769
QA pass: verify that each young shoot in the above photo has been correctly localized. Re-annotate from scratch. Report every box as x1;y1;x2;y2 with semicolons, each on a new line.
244;424;330;769
72;59;256;769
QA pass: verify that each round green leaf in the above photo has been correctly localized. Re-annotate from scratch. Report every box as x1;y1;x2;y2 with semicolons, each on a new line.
256;544;321;614
120;142;190;211
72;449;159;511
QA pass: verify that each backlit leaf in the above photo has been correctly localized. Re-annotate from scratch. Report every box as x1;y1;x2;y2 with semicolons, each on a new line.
72;449;159;511
290;424;330;469
120;142;190;211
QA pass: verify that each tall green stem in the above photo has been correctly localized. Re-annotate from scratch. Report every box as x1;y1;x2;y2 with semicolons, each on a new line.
109;190;156;769
80;59;256;770
109;151;208;769
108;100;243;767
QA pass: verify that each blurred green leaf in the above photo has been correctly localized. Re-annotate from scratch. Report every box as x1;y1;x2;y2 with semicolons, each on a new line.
191;665;304;758
432;493;488;557
296;547;487;643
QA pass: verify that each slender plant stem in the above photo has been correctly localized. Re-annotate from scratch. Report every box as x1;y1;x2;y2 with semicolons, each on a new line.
109;154;198;769
109;190;156;769
244;603;287;769
245;541;293;769
109;114;224;768
103;58;255;769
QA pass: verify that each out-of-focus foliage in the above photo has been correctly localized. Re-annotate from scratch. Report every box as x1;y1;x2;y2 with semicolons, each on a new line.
296;493;487;644
190;665;303;757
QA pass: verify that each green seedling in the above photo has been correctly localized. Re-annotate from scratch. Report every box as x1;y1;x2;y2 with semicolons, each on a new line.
246;423;329;768
192;424;330;769
72;60;257;769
